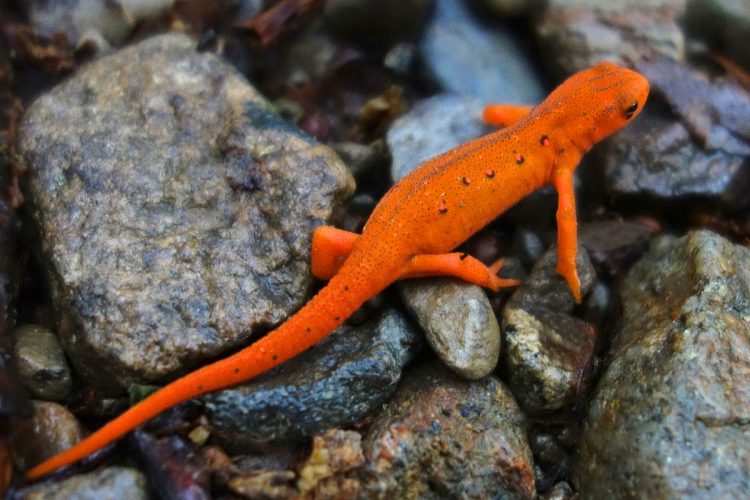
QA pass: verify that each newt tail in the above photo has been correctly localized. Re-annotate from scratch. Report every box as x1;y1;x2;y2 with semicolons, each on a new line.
26;61;648;480
25;261;385;479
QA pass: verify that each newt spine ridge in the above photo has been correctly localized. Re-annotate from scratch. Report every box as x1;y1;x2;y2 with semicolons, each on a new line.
26;62;649;479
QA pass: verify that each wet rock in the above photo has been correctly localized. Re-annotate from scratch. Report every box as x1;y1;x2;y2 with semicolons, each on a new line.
541;481;574;500
28;0;175;48
13;324;72;401
578;220;656;272
502;245;596;413
20;34;354;392
575;231;750;498
536;0;686;76
635;57;750;156
227;469;297;499
203;308;421;444
356;361;535;499
8;401;85;473
324;0;434;48
529;431;571;493
421;0;544;104
400;278;500;379
603;111;748;201
298;429;364;496
388;93;491;181
12;466;148;500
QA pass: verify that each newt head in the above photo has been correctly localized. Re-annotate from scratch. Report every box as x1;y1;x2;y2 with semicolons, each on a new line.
545;61;649;153
579;61;650;145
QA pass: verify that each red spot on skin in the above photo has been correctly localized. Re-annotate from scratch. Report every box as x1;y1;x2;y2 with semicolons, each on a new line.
462;176;471;185
485;169;495;179
515;153;524;164
438;201;448;214
541;135;550;146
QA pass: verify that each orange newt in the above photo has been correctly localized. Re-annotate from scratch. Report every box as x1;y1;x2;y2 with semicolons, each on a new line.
26;61;648;479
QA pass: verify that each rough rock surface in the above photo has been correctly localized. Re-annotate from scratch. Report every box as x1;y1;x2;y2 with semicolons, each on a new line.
356;361;536;499
13;324;72;401
400;278;500;379
502;245;596;413
20;34;354;391
575;231;750;498
13;466;148;500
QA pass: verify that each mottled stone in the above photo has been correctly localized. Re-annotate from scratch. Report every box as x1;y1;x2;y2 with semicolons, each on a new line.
356;361;535;499
502;245;596;413
20;34;354;391
298;429;364;496
635;58;750;156
203;309;421;444
14;466;148;500
536;0;686;76
400;278;501;379
9;401;84;472
13;324;72;401
575;231;750;498
603;111;748;200
28;0;175;47
421;0;544;103
388;93;492;181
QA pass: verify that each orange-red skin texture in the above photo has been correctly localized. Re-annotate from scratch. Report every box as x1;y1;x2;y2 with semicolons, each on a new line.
25;62;648;480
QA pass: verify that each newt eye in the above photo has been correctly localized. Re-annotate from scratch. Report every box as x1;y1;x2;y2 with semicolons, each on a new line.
624;102;638;119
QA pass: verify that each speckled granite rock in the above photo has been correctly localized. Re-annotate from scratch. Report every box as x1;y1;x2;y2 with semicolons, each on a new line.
575;231;750;498
13;466;148;500
203;308;421;444
400;278;500;379
356;361;535;499
535;0;686;76
13;324;72;401
20;34;354;392
502;245;596;413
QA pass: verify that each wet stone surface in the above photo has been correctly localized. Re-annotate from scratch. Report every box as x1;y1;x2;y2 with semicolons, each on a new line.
388;93;492;181
12;466;148;500
535;0;686;75
501;245;596;413
399;277;501;380
13;324;72;401
203;308;422;444
355;361;536;499
421;0;544;104
8;401;84;473
575;231;750;498
20;34;354;392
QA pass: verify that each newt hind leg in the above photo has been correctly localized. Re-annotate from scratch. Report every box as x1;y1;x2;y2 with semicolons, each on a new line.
311;226;359;279
403;253;519;292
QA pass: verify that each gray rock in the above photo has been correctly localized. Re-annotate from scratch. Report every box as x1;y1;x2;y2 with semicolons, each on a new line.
635;58;750;156
356;361;536;499
541;481;575;500
20;34;355;392
575;231;750;499
502;245;596;413
400;278;500;379
421;0;544;104
9;401;85;473
388;93;492;181
203;308;422;444
15;466;148;500
13;324;72;401
535;0;686;76
603;111;748;200
28;0;175;47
